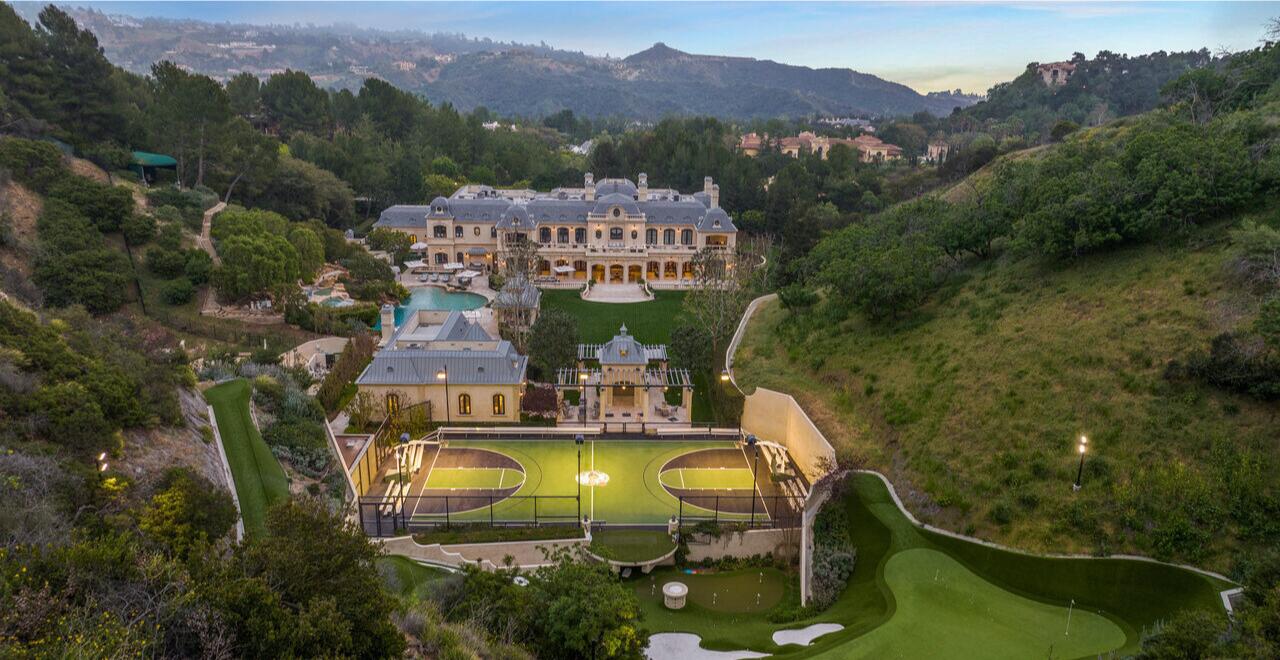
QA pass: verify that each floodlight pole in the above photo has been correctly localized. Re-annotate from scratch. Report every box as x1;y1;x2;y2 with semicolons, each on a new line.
575;433;585;522
746;434;759;528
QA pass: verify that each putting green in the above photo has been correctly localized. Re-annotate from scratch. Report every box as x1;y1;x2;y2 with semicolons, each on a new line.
425;467;521;490
659;468;756;491
807;548;1126;659
416;440;759;524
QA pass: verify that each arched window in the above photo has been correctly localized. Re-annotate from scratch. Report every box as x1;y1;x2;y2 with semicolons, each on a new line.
492;393;506;415
456;252;464;263
455;225;464;238
663;229;675;245
490;227;497;238
539;227;552;243
609;227;623;240
458;394;472;415
433;226;447;238
646;228;657;244
575;228;587;243
631;230;638;240
384;392;401;417
557;227;569;243
681;229;693;245
594;229;602;239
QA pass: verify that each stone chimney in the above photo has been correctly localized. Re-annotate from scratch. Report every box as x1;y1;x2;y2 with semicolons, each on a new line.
710;184;720;209
584;172;595;201
379;304;396;346
703;176;713;196
637;173;648;200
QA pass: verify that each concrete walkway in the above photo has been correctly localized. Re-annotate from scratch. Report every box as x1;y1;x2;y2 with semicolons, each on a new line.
583;283;653;303
196;201;226;267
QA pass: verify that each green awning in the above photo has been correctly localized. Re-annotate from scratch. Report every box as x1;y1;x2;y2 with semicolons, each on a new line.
130;151;177;168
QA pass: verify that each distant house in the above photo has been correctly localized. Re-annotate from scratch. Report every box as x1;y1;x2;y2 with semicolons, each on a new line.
1036;61;1076;87
924;140;949;164
738;132;764;157
357;308;527;423
764;131;902;163
569;139;594;155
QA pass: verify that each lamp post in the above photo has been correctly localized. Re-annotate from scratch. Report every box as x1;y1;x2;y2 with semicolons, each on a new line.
579;371;589;423
397;432;410;491
1072;435;1088;491
575;433;585;522
436;365;450;424
746;434;759;527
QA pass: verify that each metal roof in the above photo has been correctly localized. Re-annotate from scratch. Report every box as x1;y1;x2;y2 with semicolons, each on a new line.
356;343;527;386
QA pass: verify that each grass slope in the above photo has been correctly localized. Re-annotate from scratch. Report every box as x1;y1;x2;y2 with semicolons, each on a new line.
735;224;1278;569
204;379;289;537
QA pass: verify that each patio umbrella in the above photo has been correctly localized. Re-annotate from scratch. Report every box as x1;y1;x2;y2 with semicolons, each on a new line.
410;242;429;251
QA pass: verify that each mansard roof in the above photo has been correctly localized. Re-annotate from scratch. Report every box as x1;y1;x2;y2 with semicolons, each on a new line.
375;176;737;232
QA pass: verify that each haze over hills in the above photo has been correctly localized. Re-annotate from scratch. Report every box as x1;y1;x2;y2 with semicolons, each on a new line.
36;4;981;119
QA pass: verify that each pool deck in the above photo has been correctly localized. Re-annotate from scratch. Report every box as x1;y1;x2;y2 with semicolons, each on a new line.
394;275;500;336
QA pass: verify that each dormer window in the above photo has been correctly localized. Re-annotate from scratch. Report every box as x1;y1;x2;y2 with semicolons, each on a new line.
612;207;622;218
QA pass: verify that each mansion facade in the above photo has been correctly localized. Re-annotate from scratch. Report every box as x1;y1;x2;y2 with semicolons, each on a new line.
373;174;737;285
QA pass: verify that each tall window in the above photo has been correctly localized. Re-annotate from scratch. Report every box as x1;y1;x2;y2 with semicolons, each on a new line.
663;229;675;245
433;226;447;238
609;227;623;240
646;228;657;244
575;228;587;243
458;394;472;415
456;252;464;263
434;253;447;264
557;227;569;243
454;226;464;238
681;229;693;245
492;393;506;415
539;227;552;243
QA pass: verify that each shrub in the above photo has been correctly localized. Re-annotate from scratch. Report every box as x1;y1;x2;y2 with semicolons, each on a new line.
0;137;63;192
160;278;195;305
122;213;157;244
146;247;187;278
183;249;213;285
47;176;134;233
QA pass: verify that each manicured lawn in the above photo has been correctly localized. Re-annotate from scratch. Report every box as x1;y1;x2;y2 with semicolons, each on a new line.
589;530;676;562
539;289;687;344
377;556;452;600
411;440;753;525
639;473;1230;658
205;379;289;537
631;566;798;645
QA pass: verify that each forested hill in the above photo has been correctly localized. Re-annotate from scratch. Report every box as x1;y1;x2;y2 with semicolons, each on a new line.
948;49;1215;140
425;43;979;119
42;5;980;119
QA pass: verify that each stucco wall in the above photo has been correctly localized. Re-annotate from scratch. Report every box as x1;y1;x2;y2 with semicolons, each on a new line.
684;528;794;562
740;387;837;484
359;383;522;423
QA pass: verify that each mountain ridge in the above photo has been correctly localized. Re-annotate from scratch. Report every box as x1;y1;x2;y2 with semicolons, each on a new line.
41;6;982;119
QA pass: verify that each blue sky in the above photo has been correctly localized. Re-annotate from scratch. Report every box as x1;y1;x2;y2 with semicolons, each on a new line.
76;1;1279;92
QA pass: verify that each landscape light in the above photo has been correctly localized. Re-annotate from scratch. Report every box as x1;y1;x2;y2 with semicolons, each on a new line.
98;452;107;462
720;370;730;382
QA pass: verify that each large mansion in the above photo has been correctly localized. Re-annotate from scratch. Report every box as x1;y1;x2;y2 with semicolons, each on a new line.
373;174;737;285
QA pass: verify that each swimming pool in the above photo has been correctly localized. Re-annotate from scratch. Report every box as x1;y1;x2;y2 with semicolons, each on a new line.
378;286;488;328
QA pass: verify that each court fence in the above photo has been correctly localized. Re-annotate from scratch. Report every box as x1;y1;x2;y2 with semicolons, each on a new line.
360;492;804;537
359;494;581;536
